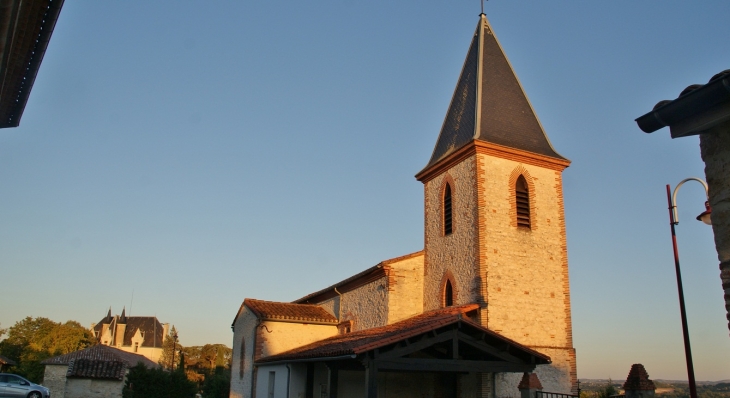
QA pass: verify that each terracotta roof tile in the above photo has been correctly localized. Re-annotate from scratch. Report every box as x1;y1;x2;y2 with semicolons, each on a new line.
244;299;338;324
41;344;157;370
257;304;550;364
67;358;127;380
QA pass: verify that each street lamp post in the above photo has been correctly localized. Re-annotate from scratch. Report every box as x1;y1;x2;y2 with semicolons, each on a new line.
665;177;711;398
170;331;179;371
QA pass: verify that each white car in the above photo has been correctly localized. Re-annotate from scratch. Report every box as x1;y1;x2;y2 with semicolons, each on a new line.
0;374;50;398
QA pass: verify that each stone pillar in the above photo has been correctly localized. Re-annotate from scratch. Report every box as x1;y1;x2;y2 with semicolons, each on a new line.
622;364;656;398
700;119;730;337
518;372;543;398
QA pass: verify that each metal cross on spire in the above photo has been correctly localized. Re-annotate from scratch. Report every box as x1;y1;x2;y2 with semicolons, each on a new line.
481;0;487;15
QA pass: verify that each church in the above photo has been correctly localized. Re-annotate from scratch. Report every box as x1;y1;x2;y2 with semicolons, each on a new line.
230;13;576;398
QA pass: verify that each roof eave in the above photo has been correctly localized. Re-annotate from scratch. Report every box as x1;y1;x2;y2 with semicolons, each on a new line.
636;74;730;136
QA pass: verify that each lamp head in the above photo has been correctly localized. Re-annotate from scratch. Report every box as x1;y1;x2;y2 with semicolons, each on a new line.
696;201;712;225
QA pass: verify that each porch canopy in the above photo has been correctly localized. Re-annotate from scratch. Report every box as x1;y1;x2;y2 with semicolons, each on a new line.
257;304;550;396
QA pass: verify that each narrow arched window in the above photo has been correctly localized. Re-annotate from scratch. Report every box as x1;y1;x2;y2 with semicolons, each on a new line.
239;336;245;379
444;183;453;235
516;175;531;228
444;280;454;307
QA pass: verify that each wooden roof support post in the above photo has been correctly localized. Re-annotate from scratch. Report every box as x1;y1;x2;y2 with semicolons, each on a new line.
365;359;378;398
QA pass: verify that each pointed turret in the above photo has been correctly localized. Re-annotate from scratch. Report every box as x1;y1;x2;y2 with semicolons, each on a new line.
119;307;127;323
105;307;112;323
423;14;566;171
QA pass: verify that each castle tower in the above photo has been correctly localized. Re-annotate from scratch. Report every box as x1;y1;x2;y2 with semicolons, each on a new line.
415;14;577;394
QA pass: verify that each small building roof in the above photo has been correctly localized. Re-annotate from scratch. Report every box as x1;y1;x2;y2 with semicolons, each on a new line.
422;14;565;172
636;69;730;138
0;355;16;366
257;304;550;368
243;299;339;325
41;344;157;368
622;363;656;391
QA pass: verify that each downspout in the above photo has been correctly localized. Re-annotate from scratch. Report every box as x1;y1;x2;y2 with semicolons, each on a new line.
286;364;292;398
334;288;343;320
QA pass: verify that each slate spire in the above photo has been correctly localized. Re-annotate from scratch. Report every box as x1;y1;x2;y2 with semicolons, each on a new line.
120;307;127;324
425;14;565;169
105;307;112;323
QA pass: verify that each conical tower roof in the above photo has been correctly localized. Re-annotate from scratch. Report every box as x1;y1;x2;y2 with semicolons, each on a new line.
423;14;566;170
119;307;127;323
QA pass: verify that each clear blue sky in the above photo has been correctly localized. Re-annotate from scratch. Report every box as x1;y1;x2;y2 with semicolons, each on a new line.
1;1;729;381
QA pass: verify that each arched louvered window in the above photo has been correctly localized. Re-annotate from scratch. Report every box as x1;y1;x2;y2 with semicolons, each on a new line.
516;175;531;228
239;336;245;379
444;279;454;307
444;183;453;235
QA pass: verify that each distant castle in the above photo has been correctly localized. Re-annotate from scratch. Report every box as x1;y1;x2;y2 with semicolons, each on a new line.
90;308;168;363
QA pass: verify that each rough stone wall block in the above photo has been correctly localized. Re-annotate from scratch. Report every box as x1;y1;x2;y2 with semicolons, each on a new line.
700;121;730;336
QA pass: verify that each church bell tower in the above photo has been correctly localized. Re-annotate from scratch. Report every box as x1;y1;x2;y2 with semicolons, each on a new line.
415;13;577;395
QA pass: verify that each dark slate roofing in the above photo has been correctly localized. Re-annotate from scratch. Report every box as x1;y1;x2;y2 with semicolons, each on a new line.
41;344;157;370
0;0;65;128
257;304;550;364
0;355;16;366
93;315;165;348
244;299;339;324
424;14;565;169
636;69;730;137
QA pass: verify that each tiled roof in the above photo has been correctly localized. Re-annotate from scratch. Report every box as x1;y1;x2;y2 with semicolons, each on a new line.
424;14;565;170
67;358;126;380
257;304;550;364
622;364;656;391
244;299;339;324
636;69;730;136
41;344;157;370
0;355;16;366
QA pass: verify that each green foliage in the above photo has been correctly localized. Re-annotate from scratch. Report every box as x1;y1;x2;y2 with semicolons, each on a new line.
122;363;197;398
201;366;230;398
0;317;95;383
158;326;181;371
597;380;619;398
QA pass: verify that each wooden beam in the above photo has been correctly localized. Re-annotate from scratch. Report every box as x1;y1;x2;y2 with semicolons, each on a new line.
457;332;523;363
376;330;454;360
375;358;535;373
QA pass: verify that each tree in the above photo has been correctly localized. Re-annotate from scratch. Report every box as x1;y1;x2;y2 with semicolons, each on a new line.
122;362;197;398
158;326;181;371
0;317;95;383
201;366;230;398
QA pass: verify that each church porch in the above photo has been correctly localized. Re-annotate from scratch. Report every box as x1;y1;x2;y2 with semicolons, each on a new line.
255;305;550;398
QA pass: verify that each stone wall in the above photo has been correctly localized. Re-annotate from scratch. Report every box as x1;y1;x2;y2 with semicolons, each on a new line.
256;321;337;358
43;364;67;398
478;153;575;393
386;253;424;324
339;278;389;331
423;155;480;310
700;120;730;336
230;309;258;398
65;378;123;398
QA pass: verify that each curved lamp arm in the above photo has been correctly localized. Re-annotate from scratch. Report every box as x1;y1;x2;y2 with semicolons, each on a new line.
671;177;709;225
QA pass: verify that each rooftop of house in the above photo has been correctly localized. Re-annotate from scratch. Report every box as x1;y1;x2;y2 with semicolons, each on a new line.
41;344;157;380
93;309;166;348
